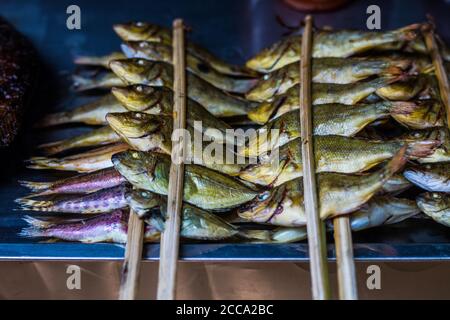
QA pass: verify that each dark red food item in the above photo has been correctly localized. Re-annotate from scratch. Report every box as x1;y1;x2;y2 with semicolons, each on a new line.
0;17;37;146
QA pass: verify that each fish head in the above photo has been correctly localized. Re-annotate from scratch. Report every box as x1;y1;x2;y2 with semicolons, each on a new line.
111;85;160;111
106;112;162;139
112;150;159;184
130;189;162;217
109;58;157;84
416;192;449;216
121;41;171;62
403;164;445;192
113;22;166;42
237;187;281;223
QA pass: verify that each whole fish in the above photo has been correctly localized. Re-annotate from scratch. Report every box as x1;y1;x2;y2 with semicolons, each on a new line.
72;71;124;91
240;102;423;157
26;142;129;173
121;41;257;93
238;146;406;224
111;85;235;144
399;129;450;163
16;184;130;214
106;112;245;175
239;135;438;187
271;196;419;242
38;94;126;127
20;210;160;243
416;192;450;227
246;58;410;102
130;190;270;241
74;51;126;68
109;59;258;117
112;151;258;211
113;22;258;77
37;126;121;155
246;24;419;72
248;76;402;124
18;167;126;198
403;163;450;193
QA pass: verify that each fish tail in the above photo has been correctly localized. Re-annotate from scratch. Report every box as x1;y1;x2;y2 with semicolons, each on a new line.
237;229;272;241
380;146;407;181
26;157;63;170
18;180;53;192
19;226;47;238
36;140;67;156
395;23;420;41
405;140;441;159
74;55;104;67
16;198;54;209
22;215;57;229
35;111;74;128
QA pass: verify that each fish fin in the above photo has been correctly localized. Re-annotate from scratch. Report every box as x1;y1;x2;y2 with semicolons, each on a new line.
395;23;420;41
37;140;66;156
389;101;419;116
18;180;53;192
381;146;407;180
15;198;53;209
22;215;56;229
405;140;441;159
19;226;47;238
72;74;97;92
237;229;272;241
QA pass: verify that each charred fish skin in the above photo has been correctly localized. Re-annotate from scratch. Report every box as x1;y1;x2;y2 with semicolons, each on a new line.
19;210;160;243
246;58;410;102
112;150;258;211
404;163;450;193
109;58;257;117
121;41;257;93
238;147;406;224
111;85;234;144
113;21;258;77
38;94;127;127
246;25;419;73
18;167;126;198
239;135;438;187
16;183;131;214
242;101;422;157
37;126;121;156
416;193;450;227
0;17;37;146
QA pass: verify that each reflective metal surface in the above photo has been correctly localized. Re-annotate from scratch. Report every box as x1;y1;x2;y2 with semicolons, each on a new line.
0;0;449;261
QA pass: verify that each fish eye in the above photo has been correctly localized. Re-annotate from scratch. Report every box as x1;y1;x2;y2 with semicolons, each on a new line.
140;191;149;197
137;59;146;65
413;132;421;138
132;152;140;159
257;191;270;201
139;42;148;48
134;113;142;118
432;193;440;199
135;22;144;27
425;164;431;170
135;85;144;92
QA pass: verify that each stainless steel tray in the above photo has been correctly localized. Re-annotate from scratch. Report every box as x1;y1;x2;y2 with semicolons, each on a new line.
0;0;449;261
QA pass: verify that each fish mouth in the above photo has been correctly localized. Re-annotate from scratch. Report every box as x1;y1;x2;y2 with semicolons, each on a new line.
113;24;133;40
111;151;146;175
237;188;282;222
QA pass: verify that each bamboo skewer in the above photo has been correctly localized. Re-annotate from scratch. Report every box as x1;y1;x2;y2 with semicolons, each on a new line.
333;216;358;299
119;209;145;300
423;23;450;129
156;19;187;300
299;15;331;300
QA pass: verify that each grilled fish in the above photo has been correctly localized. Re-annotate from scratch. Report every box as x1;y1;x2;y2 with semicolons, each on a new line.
74;51;126;68
241;102;424;157
18;167;126;198
246;24;419;72
121;41;257;93
37;126;120;155
113;21;258;77
109;59;258;117
404;163;450;193
246;58;410;102
399;129;450;163
112;151;258;211
26;142;129;172
239;135;438;187
20;210;160;243
416;192;450;227
238;146;406;224
16;184;130;214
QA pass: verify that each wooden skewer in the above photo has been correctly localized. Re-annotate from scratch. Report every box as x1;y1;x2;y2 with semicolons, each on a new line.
299;15;331;300
119;209;145;300
156;18;187;300
333;216;358;299
422;23;450;129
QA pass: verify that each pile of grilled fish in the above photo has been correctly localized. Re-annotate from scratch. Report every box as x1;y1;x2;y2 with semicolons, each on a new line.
17;21;450;245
